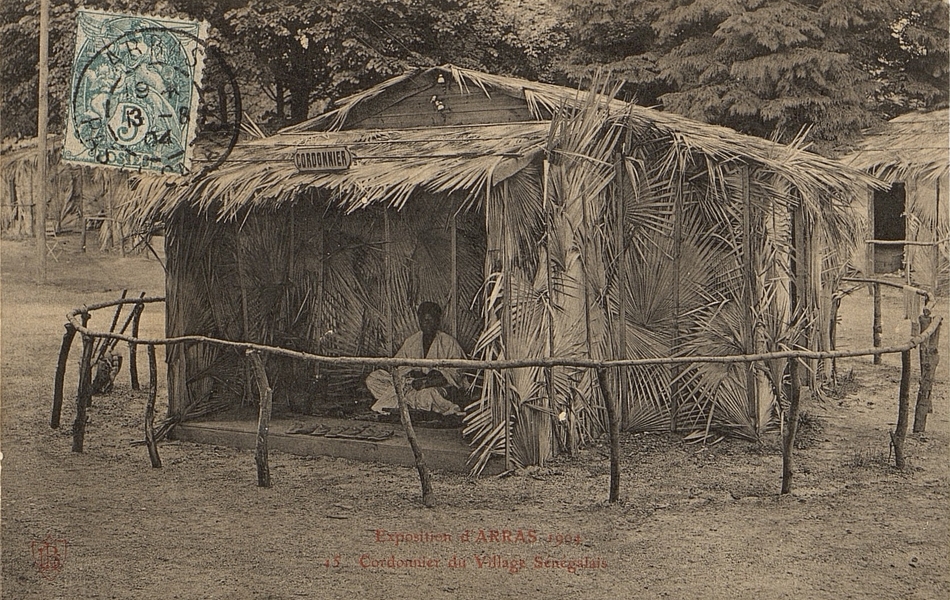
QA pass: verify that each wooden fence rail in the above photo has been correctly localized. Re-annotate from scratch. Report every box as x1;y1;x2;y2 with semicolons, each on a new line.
56;295;943;506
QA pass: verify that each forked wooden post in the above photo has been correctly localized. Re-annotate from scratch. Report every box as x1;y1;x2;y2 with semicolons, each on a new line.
450;212;458;340
670;177;684;430
739;164;758;432
129;301;144;390
51;322;76;428
390;369;434;507
144;344;162;468
95;289;127;361
500;181;514;469
72;333;94;453
872;283;882;365
892;349;912;468
781;357;802;494
913;312;940;433
247;350;273;487
829;294;841;384
596;368;621;503
782;202;805;495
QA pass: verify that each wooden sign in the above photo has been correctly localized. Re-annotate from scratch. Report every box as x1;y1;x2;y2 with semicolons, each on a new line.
294;147;353;172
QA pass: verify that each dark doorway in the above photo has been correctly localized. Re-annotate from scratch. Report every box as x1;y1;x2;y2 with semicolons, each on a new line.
873;182;906;273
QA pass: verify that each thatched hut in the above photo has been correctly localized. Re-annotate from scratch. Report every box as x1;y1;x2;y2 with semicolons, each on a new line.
1;136;129;248
844;109;949;293
129;65;877;471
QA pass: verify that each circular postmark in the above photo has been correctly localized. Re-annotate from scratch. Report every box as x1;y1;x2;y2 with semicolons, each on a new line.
65;11;241;176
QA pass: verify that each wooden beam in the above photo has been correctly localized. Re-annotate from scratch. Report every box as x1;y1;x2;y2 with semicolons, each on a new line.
128;301;143;390
913;311;941;433
891;349;911;469
67;313;943;370
670;177;684;430
72;332;94;453
543;159;559;455
501;181;513;470
34;0;49;283
390;369;434;506
933;178;941;293
312;206;326;382
782;201;805;494
781;356;801;494
740;165;758;432
51;323;76;429
96;290;127;362
79;171;87;253
867;186;875;276
596;368;621;503
864;239;944;247
247;350;273;487
450;212;458;340
235;222;251;404
614;156;627;363
384;208;394;357
872;283;882;365
905;178;916;285
144;344;162;468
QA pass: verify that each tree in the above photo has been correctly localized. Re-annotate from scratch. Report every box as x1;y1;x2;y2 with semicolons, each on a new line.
0;0;248;142
556;0;949;153
225;0;569;128
1;0;79;141
862;0;949;118
2;0;571;138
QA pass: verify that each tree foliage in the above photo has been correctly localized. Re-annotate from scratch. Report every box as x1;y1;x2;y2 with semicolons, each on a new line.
6;0;942;149
0;0;246;141
557;0;949;153
224;0;568;128
1;0;569;140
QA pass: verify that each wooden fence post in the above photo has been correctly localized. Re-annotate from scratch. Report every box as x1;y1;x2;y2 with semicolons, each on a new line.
829;294;841;384
129;301;144;390
781;357;802;494
95;290;127;360
596;368;621;503
144;344;162;468
247;350;273;487
891;349;912;468
914;313;941;433
872;283;882;365
72;333;94;453
390;369;434;507
51;322;76;428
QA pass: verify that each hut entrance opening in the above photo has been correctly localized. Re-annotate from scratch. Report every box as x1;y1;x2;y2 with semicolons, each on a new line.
873;182;907;274
164;193;486;423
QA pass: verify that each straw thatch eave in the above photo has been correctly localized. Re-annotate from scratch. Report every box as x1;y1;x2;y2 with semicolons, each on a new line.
127;121;550;224
284;64;882;194
125;66;882;226
844;109;949;184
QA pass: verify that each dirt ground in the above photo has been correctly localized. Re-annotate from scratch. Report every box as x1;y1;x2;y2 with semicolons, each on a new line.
2;234;948;600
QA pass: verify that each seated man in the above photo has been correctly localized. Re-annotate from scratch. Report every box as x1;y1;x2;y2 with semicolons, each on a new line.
365;302;466;417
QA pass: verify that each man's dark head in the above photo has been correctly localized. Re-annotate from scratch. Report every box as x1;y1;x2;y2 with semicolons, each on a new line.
417;302;442;335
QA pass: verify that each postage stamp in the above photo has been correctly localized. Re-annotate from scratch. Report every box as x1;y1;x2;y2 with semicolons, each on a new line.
62;9;207;174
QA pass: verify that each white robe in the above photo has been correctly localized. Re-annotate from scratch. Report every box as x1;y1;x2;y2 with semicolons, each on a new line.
366;330;465;415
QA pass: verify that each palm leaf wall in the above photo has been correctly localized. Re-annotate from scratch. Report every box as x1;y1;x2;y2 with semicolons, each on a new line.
465;92;864;470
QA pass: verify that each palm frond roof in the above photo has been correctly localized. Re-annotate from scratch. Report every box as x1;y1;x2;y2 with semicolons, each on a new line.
128;64;880;224
843;109;949;184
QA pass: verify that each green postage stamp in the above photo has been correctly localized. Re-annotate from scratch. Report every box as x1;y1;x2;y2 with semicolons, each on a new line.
62;9;207;174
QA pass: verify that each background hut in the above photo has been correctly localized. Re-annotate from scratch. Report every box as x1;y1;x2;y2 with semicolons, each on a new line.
129;65;876;471
1;136;131;250
844;109;949;294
